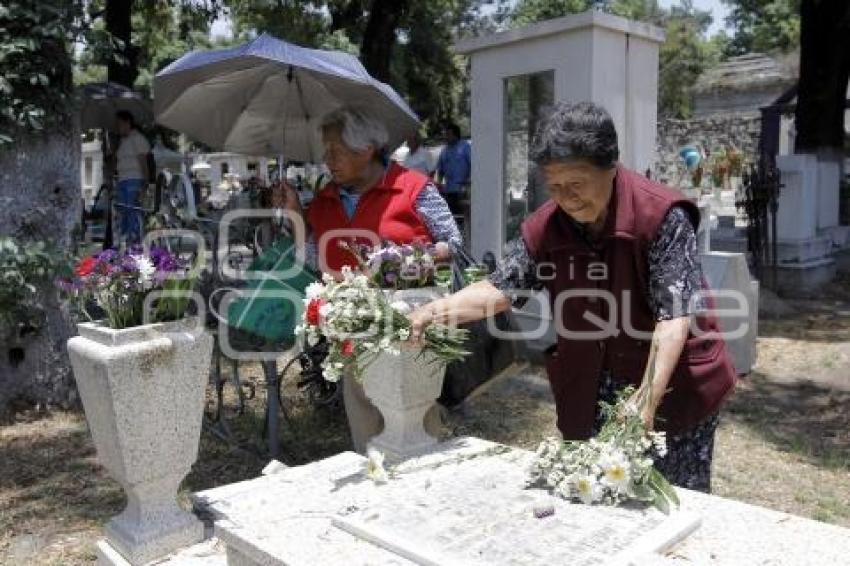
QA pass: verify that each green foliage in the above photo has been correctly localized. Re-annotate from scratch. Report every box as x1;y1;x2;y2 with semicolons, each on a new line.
722;0;800;56
397;0;475;132
0;238;65;341
0;1;80;145
659;3;726;118
75;1;224;92
510;0;593;26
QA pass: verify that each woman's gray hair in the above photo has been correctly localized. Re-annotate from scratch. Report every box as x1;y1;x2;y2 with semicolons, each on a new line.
320;106;390;153
530;101;619;169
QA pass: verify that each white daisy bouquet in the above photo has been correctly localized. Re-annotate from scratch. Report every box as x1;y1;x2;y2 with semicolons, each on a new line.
295;266;469;383
528;341;679;513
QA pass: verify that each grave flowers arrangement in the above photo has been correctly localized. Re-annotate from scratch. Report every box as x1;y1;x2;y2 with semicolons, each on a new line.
57;247;195;329
344;240;440;290
295;266;469;382
527;341;679;513
345;240;489;290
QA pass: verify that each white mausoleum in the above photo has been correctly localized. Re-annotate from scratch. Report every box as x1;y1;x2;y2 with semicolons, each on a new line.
455;10;664;258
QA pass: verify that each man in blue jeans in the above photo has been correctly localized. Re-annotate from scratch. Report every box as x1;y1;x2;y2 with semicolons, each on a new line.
115;111;150;245
435;122;471;215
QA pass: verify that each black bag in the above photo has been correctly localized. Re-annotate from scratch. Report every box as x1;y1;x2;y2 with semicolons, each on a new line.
438;248;518;407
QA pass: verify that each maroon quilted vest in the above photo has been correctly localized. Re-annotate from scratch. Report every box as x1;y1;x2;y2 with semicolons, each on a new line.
521;164;737;439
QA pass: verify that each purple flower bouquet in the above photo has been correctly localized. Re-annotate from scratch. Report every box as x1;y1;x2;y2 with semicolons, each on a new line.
57;246;196;329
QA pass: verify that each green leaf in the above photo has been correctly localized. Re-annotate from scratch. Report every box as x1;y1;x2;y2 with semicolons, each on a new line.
650;468;680;507
651;487;671;515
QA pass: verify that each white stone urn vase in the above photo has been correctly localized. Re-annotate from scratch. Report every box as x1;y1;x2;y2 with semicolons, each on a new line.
67;318;213;565
362;286;447;461
361;346;447;462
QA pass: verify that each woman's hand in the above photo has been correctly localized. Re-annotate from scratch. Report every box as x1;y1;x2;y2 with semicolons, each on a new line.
432;241;451;261
270;180;301;212
408;304;435;343
625;388;659;430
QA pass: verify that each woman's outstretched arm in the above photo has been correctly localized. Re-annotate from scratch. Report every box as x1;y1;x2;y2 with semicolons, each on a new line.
408;280;511;341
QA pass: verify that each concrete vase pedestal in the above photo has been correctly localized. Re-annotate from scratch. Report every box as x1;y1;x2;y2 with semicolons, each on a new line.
361;346;447;462
67;319;213;565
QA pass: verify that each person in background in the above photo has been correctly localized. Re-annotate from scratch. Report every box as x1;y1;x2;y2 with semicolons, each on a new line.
435;122;471;214
401;131;433;175
273;107;462;454
114;110;150;245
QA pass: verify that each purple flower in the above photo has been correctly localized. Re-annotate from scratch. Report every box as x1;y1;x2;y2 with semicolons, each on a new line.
150;247;181;272
96;249;118;263
382;248;402;264
119;255;138;273
368;254;384;271
384;271;398;285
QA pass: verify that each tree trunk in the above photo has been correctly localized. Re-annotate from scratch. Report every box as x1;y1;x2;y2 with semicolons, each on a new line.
794;1;850;153
360;0;409;83
0;126;81;420
106;0;138;87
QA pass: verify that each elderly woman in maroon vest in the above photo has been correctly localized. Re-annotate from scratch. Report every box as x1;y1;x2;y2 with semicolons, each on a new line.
409;101;736;492
275;106;461;454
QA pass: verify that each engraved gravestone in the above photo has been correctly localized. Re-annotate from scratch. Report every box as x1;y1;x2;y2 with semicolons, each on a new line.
194;438;700;566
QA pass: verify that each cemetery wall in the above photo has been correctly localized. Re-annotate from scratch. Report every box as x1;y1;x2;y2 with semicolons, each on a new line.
654;112;761;186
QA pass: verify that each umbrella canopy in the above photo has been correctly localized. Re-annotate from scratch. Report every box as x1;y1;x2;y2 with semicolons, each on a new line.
79;82;153;131
154;34;419;161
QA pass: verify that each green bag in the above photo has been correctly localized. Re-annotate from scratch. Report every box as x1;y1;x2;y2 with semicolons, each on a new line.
225;235;318;346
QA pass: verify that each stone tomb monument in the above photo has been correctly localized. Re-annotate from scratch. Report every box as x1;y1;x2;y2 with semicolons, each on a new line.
454;10;665;259
193;438;700;566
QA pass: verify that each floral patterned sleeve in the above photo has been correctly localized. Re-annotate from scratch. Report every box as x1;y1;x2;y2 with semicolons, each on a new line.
647;206;707;321
487;236;543;304
414;183;464;251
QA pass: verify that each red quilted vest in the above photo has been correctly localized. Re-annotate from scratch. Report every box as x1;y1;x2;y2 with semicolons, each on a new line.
521;164;737;439
308;162;432;273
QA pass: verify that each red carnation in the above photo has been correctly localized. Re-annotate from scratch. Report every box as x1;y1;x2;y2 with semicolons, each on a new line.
75;256;96;277
305;299;323;325
341;340;354;355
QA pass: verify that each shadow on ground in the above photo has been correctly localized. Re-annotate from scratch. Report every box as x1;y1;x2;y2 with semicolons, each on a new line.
0;420;123;534
724;372;850;470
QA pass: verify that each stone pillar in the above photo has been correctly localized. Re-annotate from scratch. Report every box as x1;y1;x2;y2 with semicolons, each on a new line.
776;154;819;241
774;154;837;294
817;157;841;230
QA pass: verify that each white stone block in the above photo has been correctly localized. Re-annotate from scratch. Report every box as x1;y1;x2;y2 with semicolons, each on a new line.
68;319;213;565
776;154;819;241
701;252;757;374
817;157;841;229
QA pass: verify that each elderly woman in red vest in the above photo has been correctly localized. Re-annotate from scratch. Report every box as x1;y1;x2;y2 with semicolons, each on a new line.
277;106;461;453
409;101;736;492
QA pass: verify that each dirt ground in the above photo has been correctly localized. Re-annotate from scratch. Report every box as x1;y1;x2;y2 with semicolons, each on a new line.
1;283;849;565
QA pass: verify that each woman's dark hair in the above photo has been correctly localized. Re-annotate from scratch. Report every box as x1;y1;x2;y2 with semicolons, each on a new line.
444;122;461;138
115;110;136;129
530;101;618;169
